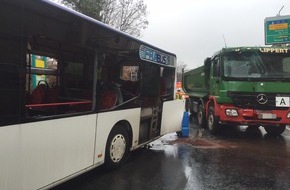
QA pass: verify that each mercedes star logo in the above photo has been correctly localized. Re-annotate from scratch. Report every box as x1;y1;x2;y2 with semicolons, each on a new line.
257;94;268;105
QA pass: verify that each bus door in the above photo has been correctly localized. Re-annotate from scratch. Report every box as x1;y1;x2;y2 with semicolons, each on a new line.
159;66;185;135
138;63;183;143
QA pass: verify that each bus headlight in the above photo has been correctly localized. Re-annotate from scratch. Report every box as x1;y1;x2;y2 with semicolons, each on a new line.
287;112;290;118
225;109;238;117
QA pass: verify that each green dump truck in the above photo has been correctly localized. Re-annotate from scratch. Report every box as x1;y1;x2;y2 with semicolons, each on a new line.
182;46;290;135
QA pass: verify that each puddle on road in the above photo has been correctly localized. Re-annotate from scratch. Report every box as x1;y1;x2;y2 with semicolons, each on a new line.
149;132;237;150
170;138;231;149
149;133;178;151
160;129;238;149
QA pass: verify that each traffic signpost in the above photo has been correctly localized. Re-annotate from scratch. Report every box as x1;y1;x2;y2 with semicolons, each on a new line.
265;15;290;45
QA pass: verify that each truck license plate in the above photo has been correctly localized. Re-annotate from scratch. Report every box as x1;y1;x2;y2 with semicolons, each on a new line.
258;113;276;119
276;96;290;107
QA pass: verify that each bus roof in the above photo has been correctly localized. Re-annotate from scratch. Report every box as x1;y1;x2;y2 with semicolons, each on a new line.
37;0;176;59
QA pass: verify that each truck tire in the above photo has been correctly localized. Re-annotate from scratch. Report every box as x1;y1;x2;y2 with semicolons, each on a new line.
264;125;286;136
105;125;130;170
197;104;206;128
185;98;191;112
207;106;220;134
185;99;194;122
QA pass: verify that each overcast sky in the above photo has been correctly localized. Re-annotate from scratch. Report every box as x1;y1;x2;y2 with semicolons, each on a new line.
141;0;290;69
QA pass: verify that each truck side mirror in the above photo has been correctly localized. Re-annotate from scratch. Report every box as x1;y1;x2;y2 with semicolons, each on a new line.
213;57;220;78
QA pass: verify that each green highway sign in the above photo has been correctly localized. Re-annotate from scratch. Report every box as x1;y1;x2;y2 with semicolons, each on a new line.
265;15;290;45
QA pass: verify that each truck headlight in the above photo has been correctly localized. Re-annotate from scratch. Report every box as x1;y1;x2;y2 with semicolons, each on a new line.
225;109;238;116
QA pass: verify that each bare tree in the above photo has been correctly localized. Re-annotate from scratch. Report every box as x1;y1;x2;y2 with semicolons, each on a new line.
176;61;187;82
60;0;103;20
60;0;148;37
101;0;148;37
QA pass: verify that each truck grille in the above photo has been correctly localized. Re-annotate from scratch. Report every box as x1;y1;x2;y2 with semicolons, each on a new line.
227;92;289;110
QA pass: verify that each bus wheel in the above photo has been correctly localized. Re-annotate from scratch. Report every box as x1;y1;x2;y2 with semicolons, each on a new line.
105;125;130;170
264;125;286;136
197;104;206;128
207;106;220;134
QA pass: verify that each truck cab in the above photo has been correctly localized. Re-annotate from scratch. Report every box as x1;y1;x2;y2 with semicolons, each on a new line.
183;46;290;135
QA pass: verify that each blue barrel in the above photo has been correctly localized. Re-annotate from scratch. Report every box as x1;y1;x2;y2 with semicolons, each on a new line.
181;111;189;137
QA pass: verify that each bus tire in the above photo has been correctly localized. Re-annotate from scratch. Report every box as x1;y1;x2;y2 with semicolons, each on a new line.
105;125;130;170
264;125;286;136
207;106;220;134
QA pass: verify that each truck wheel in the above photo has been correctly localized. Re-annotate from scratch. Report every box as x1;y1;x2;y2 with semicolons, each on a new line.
185;99;193;122
207;106;220;134
197;104;206;128
264;125;286;136
105;125;130;170
185;98;192;112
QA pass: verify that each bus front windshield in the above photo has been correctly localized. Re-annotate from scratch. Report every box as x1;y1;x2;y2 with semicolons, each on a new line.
223;50;290;81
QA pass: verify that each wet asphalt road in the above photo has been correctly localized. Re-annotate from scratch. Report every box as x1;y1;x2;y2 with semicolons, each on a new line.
52;123;290;190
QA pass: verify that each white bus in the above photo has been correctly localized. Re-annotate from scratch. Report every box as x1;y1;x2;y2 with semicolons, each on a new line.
0;0;185;189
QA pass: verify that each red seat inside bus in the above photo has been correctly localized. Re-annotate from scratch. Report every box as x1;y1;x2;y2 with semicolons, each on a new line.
99;89;117;109
28;84;48;104
44;85;60;103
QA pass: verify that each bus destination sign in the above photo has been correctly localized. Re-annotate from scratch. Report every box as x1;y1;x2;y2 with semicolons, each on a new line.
139;45;173;66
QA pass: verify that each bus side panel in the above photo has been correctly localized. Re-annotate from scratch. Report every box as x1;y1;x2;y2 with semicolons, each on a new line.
94;108;141;164
0;115;96;190
160;100;185;135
